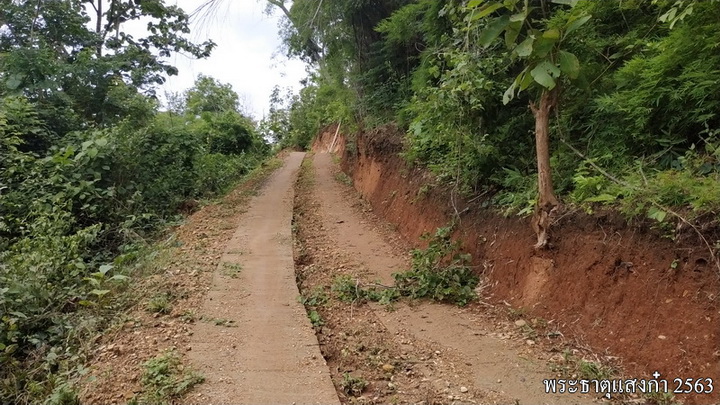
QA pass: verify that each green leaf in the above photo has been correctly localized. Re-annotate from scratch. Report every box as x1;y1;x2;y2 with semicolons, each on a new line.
509;12;526;22
518;68;534;90
95;138;109;147
531;64;556;89
514;37;534;57
91;289;111;297
532;36;557;57
565;14;591;37
540;60;561;77
648;207;667;222
108;274;130;282
6;74;23;90
479;15;510;48
99;264;114;275
467;0;485;8
551;0;579;6
558;50;580;79
471;2;504;19
542;29;560;40
503;81;517;105
87;147;98;158
585;194;616;203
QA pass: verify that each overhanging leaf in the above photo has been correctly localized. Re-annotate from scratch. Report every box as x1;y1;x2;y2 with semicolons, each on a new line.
503;81;517;105
558;50;580;79
551;0;579;6
99;264;114;275
542;29;560;39
518;68;534;90
91;289;111;297
565;14;591;37
514;37;534;57
532;36;557;57
505;26;520;48
479;15;510;48
471;2;503;20
531;64;556;89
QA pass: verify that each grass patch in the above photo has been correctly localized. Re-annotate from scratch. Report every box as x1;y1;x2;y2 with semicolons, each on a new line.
550;350;616;381
220;262;243;278
340;373;368;397
130;350;204;405
335;171;353;186
146;292;173;314
329;224;478;307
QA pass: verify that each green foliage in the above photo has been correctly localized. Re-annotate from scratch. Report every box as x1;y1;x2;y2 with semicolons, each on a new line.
273;0;720;229
0;9;266;402
307;310;325;328
185;74;240;115
331;275;363;303
330;225;478;307
340;373;368;397
146;293;172;314
299;287;329;307
393;225;478;306
132;350;204;405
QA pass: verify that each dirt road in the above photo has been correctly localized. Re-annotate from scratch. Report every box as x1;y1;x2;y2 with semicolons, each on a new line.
182;151;596;404
185;152;339;404
293;152;596;404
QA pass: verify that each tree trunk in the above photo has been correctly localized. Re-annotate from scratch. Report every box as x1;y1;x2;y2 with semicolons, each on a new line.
529;88;559;249
95;0;103;57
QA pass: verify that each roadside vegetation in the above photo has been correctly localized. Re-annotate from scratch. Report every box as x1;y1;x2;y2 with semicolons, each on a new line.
264;0;720;257
0;1;269;403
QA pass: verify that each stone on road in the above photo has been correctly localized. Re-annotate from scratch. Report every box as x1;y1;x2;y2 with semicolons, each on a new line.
185;152;339;405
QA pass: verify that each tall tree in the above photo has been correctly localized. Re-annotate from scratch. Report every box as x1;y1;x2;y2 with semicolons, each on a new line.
0;0;215;128
468;0;590;248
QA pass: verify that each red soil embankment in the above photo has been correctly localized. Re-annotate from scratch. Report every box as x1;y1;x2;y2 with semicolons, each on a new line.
314;123;720;404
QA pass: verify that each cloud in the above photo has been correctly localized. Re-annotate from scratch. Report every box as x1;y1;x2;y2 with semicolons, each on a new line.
161;0;307;119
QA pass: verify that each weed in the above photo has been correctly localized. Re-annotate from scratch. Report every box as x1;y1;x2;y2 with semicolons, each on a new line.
392;224;478;306
335;171;353;186
520;324;538;340
330;224;477;307
146;293;172;314
206;318;236;327
340;373;368;396
179;310;196;323
299;287;329;307
221;262;243;278
130;350;204;405
307;310;324;328
551;350;616;381
577;359;615;380
508;307;527;320
332;275;363;303
645;391;680;405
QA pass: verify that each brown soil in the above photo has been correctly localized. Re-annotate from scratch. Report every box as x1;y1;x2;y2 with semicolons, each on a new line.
293;151;597;404
316;124;720;405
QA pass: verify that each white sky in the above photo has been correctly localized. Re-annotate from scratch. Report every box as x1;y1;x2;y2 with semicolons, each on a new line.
160;0;308;119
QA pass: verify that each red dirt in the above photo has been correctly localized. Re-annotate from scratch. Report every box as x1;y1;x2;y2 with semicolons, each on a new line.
316;123;720;404
294;152;597;404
